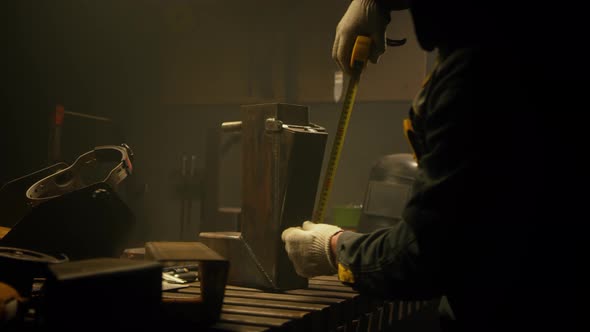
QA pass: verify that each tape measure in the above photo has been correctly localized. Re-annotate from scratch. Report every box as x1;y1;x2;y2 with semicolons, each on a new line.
313;35;371;223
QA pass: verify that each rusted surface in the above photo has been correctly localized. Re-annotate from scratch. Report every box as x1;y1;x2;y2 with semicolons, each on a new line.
200;103;328;291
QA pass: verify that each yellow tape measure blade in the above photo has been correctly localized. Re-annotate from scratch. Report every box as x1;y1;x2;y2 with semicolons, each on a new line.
314;36;372;223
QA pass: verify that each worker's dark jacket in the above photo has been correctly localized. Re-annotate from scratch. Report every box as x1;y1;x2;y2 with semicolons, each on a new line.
336;3;580;327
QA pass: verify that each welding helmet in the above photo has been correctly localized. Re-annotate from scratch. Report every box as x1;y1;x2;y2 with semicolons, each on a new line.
356;153;417;233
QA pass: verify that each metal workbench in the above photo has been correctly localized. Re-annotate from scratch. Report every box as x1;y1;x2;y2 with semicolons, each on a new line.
163;275;440;332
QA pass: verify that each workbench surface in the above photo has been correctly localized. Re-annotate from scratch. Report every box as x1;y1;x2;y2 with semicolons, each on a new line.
163;275;439;331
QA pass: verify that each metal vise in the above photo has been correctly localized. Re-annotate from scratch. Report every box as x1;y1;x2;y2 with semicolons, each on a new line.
199;103;327;291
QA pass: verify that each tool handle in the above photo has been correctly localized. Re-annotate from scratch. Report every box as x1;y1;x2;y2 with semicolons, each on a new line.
350;35;371;69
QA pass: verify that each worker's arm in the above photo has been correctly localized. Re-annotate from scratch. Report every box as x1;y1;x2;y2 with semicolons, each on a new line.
333;222;443;300
330;47;502;300
284;49;466;297
284;49;487;300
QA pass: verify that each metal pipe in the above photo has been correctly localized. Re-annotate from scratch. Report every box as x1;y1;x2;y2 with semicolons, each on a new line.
221;121;242;132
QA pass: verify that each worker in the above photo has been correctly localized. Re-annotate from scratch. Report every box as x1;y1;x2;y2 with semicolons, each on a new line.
282;0;580;329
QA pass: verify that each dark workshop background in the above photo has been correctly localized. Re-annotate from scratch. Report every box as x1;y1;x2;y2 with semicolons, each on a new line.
1;0;433;245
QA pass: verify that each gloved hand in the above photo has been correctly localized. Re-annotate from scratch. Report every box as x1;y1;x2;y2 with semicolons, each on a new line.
281;221;343;278
332;0;391;74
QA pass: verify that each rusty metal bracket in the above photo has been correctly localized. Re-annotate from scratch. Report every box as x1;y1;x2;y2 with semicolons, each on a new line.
145;241;229;325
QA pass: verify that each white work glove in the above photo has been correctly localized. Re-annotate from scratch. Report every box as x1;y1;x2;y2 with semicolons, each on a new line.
332;0;391;74
281;221;343;278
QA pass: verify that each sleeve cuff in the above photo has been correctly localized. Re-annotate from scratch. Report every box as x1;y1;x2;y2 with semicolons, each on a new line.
335;231;364;283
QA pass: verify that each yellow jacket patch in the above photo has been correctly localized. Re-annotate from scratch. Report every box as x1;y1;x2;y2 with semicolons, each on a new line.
337;263;355;284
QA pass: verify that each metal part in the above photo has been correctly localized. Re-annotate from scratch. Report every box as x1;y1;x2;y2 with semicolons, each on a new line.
0;247;68;298
264;118;283;132
162;272;187;284
0;163;68;228
146;241;230;325
1;182;136;261
200;103;327;291
63;110;112;122
25;144;134;206
221;121;242;132
357;153;418;233
43;257;162;328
